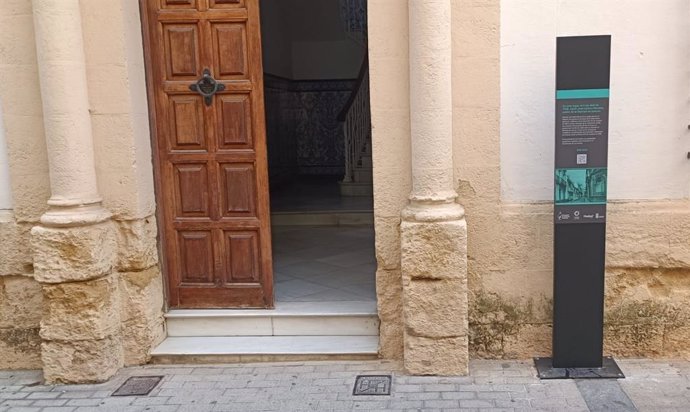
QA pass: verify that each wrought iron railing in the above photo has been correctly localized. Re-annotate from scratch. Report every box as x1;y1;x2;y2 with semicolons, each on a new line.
338;56;370;183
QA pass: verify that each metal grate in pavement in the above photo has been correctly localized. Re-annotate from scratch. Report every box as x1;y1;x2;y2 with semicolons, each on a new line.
352;375;391;396
111;376;163;396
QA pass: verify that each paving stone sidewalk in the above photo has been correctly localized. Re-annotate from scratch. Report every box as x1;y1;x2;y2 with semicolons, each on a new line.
1;359;689;411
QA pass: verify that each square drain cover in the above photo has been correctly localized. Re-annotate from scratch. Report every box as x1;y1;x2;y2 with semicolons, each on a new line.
112;376;163;396
353;375;391;396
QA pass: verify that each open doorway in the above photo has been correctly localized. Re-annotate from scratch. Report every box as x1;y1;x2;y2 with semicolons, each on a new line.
260;0;375;304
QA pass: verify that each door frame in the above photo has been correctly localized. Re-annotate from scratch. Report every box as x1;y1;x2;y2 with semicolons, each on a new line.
139;0;171;309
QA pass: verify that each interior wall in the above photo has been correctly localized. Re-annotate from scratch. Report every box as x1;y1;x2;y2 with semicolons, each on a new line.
292;40;364;80
260;0;365;80
501;0;690;202
259;0;293;78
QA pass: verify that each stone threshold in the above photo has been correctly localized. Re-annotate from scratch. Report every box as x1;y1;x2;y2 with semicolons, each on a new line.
165;301;379;337
152;335;379;357
165;300;377;318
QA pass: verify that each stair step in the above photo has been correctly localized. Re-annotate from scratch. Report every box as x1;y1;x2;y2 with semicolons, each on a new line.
340;182;373;197
271;211;373;226
151;336;379;361
166;301;379;337
354;168;373;183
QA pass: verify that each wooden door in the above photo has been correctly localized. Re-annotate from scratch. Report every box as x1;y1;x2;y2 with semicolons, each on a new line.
141;0;273;308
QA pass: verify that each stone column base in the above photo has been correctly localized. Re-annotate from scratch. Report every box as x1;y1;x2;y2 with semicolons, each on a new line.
401;217;469;375
32;221;123;384
41;336;123;384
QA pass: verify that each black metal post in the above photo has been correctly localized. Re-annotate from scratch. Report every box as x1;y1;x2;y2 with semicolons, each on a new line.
535;35;623;379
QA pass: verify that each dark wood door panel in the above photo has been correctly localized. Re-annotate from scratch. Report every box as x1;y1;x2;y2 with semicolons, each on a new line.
216;94;252;149
162;23;202;79
177;230;215;284
142;0;273;308
219;162;256;216
161;0;199;10
168;95;206;151
211;23;248;79
223;230;261;283
209;0;245;9
172;162;212;218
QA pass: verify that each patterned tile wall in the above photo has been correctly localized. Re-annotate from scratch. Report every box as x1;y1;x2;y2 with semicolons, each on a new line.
264;74;356;188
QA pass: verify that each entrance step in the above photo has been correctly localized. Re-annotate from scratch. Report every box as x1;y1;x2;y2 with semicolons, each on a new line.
165;301;379;337
270;211;373;226
150;336;379;363
151;301;380;363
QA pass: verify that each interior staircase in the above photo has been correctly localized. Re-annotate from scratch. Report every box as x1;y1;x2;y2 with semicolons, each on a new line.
151;301;379;363
340;138;372;197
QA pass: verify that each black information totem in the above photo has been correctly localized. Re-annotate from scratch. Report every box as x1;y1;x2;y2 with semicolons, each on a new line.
537;35;623;379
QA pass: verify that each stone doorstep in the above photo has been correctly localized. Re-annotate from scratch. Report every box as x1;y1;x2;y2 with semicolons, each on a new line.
165;301;379;337
150;335;380;365
151;335;379;357
154;301;380;363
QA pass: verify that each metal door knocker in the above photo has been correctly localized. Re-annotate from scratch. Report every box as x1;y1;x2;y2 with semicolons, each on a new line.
189;68;225;106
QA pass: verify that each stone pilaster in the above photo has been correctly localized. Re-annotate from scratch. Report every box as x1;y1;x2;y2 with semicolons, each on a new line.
401;0;469;375
31;0;122;383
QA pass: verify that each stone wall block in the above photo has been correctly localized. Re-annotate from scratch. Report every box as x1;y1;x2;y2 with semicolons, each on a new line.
471;323;552;359
374;216;402;270
401;220;467;280
607;206;690;268
376;268;404;360
604;324;664;358
404;335;469;375
0;219;33;276
0;327;42;369
0;276;43;329
119;267;165;365
40;274;120;341
404;278;468;338
0;275;43;369
115;217;159;272
662;326;690;359
31;221;116;283
42;335;123;384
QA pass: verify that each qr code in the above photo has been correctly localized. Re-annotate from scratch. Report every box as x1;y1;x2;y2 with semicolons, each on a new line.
576;154;587;165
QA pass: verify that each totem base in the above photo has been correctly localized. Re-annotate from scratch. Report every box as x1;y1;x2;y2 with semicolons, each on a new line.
534;356;624;379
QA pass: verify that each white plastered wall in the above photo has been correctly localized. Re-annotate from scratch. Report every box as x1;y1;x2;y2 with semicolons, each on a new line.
501;0;690;202
0;0;50;222
81;0;156;220
487;0;690;359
